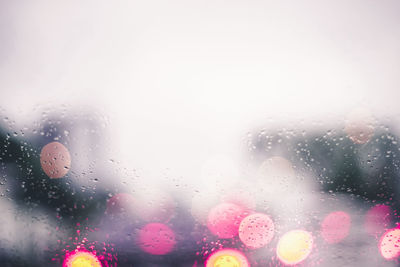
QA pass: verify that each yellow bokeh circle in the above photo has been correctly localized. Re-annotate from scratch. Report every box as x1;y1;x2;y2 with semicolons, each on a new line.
206;248;249;267
277;230;313;265
64;251;102;267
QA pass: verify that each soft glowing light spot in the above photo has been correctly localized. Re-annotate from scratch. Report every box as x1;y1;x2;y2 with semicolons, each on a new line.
214;255;240;266
63;251;102;267
321;211;351;244
345;107;375;144
137;223;175;255
105;193;135;216
239;213;274;249
206;248;249;267
207;202;249;239
379;228;400;260
277;230;313;265
40;141;71;178
365;204;391;236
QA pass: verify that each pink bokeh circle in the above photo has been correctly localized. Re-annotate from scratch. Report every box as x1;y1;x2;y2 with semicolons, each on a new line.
379;228;400;260
239;213;275;249
40;141;71;178
321;211;351;244
207;202;249;239
137;223;176;255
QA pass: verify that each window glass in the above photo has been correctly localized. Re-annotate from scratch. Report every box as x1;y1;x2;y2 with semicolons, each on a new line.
1;1;400;266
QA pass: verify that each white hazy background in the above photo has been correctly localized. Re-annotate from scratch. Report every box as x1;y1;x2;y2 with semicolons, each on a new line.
1;0;400;178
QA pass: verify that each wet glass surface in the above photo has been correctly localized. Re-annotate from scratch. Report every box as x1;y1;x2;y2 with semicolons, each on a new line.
1;1;400;266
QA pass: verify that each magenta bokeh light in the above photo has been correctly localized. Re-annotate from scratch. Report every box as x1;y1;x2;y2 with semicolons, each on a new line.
207;202;249;239
321;211;351;244
137;223;176;255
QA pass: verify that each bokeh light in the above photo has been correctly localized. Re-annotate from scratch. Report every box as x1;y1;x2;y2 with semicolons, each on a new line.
40;141;71;178
205;248;249;267
379;228;400;260
239;213;274;249
207;202;249;239
365;204;391;237
137;223;176;255
191;188;220;224
277;230;313;265
321;211;351;244
63;251;102;267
